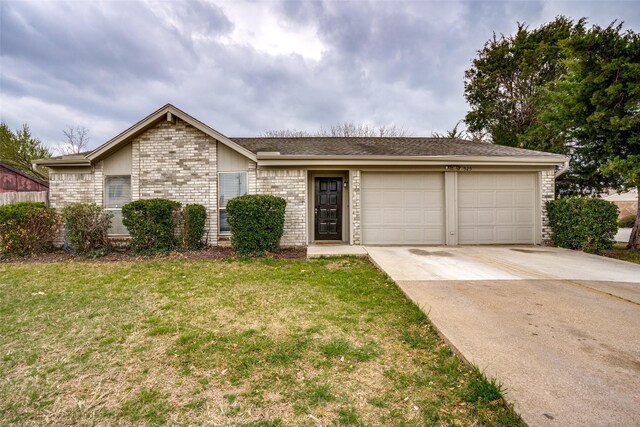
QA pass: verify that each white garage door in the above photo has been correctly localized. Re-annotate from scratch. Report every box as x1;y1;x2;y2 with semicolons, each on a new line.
361;172;445;244
458;173;537;244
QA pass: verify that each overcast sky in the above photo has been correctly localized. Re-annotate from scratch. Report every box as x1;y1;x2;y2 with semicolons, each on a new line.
1;0;639;152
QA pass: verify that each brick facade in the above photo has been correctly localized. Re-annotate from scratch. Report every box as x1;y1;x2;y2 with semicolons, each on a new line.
49;171;95;208
256;168;307;246
94;161;104;207
49;170;94;244
133;120;217;241
131;141;140;201
350;170;362;245
540;169;555;244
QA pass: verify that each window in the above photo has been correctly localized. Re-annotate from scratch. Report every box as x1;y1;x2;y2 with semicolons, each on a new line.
218;172;247;234
105;176;131;235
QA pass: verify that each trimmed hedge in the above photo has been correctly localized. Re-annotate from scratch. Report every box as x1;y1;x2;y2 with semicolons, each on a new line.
0;202;60;257
181;204;207;250
619;214;636;228
62;203;112;254
226;195;286;256
546;197;618;253
122;198;181;253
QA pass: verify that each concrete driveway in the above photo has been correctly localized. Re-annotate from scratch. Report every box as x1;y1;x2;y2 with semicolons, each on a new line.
365;246;640;427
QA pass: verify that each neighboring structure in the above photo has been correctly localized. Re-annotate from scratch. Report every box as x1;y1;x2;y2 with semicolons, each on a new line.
0;162;49;205
34;104;568;246
603;190;638;219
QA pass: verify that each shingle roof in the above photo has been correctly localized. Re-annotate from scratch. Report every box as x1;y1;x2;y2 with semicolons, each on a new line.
230;137;564;158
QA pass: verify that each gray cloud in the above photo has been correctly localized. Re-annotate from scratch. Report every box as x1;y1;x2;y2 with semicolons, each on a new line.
1;0;638;152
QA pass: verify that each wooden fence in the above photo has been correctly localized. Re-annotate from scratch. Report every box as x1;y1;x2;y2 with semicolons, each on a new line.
0;191;49;206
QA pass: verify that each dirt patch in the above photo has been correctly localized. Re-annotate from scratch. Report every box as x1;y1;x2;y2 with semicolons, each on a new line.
409;249;452;257
1;246;307;264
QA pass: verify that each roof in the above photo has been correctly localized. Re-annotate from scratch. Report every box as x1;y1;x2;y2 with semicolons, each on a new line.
33;103;567;167
231;137;564;158
0;162;49;187
33;153;91;167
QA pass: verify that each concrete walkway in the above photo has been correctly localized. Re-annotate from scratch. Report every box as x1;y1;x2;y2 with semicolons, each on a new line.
307;244;368;258
616;228;632;243
365;246;640;427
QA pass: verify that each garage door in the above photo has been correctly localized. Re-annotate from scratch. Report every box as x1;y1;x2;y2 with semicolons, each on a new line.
458;173;537;244
361;172;445;244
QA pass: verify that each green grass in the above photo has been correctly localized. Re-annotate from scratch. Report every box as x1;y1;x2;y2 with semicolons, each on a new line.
0;256;521;425
602;243;640;264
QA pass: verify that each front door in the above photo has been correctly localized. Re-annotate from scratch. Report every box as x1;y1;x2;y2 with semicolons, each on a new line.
315;177;343;241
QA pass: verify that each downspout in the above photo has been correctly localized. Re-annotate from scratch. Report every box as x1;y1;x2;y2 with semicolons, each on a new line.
555;159;570;178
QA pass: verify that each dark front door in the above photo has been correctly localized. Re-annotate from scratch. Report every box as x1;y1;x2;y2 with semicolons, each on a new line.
315;177;343;241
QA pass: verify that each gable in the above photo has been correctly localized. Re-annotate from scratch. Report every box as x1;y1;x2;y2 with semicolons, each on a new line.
103;143;132;176
88;104;256;163
218;142;253;172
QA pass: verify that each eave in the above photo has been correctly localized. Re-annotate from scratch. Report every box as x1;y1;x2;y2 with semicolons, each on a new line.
32;158;91;167
255;154;568;167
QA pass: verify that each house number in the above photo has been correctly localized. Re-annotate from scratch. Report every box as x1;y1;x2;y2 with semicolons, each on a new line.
445;166;473;171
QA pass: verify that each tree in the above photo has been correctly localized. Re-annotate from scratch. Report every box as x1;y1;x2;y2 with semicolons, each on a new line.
61;125;90;154
464;16;585;150
0;123;51;180
317;122;409;137
531;23;640;248
262;121;410;137
431;122;491;142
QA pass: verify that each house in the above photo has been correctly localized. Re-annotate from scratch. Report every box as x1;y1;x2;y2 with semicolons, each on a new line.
0;162;49;205
34;104;567;246
603;190;638;219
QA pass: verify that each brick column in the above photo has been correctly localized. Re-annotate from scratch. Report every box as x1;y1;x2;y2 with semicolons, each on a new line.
94;161;104;206
541;169;555;244
209;141;218;246
350;170;361;245
131;140;140;201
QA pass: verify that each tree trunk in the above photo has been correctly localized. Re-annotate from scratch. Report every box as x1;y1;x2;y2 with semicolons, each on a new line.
627;186;640;250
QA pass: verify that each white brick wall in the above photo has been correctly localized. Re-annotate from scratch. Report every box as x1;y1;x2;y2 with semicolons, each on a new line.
257;168;307;246
94;161;104;207
49;171;95;245
541;169;555;243
131;140;140;200
209;139;218;246
132;119;217;242
350;170;362;245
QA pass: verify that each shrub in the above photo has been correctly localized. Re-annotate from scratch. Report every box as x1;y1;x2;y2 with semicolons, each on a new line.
546;197;618;253
61;203;112;254
0;202;60;257
619;214;636;228
226;195;286;256
122;198;181;253
180;204;207;250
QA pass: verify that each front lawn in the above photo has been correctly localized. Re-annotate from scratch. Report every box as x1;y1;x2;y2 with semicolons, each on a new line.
0;257;520;425
602;243;640;265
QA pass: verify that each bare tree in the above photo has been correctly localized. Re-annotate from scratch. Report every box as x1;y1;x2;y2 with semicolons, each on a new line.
62;125;90;154
263;121;410;138
261;129;311;137
318;121;410;137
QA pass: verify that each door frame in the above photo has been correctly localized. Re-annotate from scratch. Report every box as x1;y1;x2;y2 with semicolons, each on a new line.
314;177;343;241
308;172;349;243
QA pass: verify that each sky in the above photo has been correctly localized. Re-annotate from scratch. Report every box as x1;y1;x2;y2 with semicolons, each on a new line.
1;0;639;153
